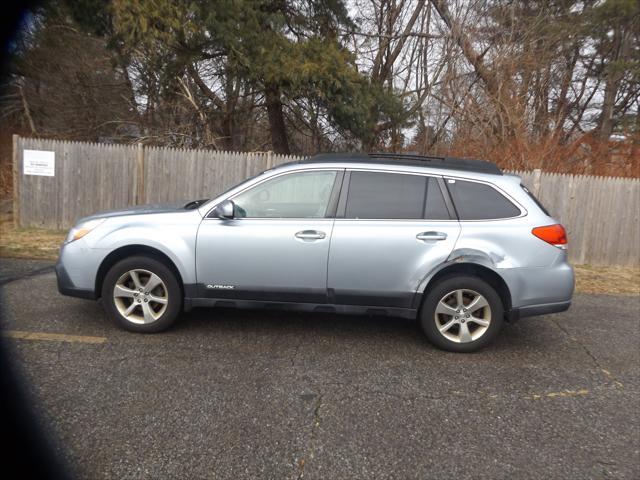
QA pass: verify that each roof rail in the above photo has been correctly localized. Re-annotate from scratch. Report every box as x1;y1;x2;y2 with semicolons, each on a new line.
368;152;502;175
298;152;502;175
370;152;446;161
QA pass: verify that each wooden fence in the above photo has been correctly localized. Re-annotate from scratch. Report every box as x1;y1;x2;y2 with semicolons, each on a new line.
12;135;640;266
512;170;639;266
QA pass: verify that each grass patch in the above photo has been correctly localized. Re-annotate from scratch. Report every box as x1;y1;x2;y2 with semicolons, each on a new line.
0;215;66;260
0;215;638;295
574;264;639;296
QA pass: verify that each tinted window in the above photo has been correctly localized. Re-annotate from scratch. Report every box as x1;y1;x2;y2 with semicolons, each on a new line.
232;170;337;218
345;172;449;220
447;179;520;220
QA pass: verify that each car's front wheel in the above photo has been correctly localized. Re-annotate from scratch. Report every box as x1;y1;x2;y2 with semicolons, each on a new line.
420;276;504;352
102;256;182;333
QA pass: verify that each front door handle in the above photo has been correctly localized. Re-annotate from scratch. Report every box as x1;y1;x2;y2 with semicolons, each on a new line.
295;230;326;240
416;231;447;241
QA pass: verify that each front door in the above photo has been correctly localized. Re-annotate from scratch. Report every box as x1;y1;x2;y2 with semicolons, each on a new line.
196;169;341;302
327;170;460;308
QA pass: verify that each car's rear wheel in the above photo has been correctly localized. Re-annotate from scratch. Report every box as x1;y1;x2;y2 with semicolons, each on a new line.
420;276;503;352
102;256;182;333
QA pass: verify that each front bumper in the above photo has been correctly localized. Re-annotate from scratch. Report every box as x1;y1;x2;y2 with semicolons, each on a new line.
55;261;96;300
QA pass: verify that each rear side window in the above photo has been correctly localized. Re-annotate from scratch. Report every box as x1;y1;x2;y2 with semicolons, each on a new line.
344;172;450;220
447;179;520;220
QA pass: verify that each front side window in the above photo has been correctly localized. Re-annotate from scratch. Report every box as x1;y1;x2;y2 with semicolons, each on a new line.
232;170;337;218
447;179;521;220
344;171;450;220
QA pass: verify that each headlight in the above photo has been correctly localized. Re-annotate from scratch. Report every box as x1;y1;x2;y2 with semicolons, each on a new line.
65;218;106;243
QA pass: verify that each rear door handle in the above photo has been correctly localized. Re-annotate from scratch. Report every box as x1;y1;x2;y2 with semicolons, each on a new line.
295;230;326;240
416;231;447;241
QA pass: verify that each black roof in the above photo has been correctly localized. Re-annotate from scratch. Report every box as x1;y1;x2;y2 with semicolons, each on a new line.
298;152;502;175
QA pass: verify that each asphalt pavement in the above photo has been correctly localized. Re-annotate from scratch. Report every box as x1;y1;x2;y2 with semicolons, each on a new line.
0;259;638;479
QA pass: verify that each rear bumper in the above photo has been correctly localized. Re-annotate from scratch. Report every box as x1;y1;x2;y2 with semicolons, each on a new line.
507;300;571;322
55;262;96;300
500;259;574;322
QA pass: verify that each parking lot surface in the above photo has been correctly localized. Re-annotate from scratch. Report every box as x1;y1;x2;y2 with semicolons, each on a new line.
0;261;638;479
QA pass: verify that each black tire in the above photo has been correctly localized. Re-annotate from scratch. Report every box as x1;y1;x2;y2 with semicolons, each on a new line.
420;275;503;352
101;255;182;333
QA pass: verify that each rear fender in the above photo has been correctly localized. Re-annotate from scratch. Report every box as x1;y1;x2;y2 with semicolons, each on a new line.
412;252;510;310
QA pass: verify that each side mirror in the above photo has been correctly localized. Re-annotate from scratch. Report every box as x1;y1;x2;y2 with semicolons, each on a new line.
212;199;235;219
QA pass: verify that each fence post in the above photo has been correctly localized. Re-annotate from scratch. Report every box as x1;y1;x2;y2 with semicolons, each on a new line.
135;143;145;204
266;150;273;169
12;134;20;228
532;168;542;196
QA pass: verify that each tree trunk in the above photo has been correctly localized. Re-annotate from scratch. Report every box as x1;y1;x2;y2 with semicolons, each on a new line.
219;109;237;151
429;0;515;138
598;27;631;140
533;66;550;139
265;83;290;154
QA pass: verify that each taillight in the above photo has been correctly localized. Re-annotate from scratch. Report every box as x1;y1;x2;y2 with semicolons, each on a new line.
532;224;567;249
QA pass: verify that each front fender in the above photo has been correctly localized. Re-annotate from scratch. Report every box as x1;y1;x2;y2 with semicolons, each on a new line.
90;223;198;285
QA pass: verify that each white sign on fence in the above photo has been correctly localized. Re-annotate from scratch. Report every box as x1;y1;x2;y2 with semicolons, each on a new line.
23;149;55;176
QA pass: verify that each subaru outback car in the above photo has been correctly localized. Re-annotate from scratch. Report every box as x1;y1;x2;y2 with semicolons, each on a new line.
56;153;574;352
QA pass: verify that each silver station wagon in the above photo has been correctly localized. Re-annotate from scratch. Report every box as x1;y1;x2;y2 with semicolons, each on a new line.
56;153;574;352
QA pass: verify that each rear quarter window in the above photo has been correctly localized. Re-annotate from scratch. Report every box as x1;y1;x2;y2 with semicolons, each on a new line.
520;184;550;216
447;179;521;220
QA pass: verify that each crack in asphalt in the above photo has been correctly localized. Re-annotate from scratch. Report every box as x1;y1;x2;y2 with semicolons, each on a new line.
550;317;625;387
297;393;323;480
551;318;602;367
290;344;300;368
289;378;630;479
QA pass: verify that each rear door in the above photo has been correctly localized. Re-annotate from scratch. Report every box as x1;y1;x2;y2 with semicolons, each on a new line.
327;170;460;308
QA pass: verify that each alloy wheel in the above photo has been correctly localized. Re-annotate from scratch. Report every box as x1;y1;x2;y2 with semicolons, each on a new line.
434;289;491;343
113;269;168;324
